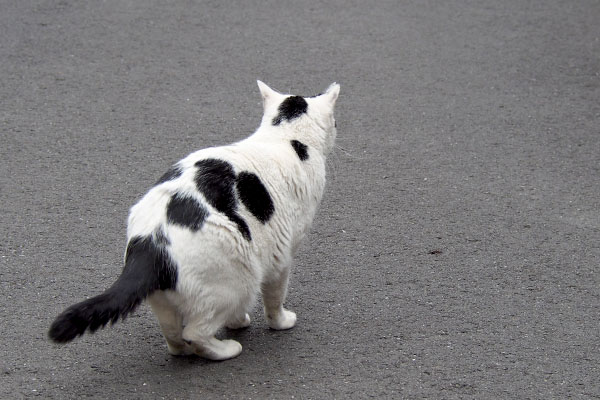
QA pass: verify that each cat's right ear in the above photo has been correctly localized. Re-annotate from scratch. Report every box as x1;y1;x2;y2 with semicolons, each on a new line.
257;80;280;109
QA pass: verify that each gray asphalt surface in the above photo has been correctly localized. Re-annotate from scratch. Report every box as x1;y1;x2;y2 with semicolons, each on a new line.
2;0;599;398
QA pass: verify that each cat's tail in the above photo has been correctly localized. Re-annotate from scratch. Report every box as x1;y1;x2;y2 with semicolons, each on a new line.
48;235;177;343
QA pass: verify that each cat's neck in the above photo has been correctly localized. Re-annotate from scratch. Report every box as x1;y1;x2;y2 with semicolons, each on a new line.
250;119;328;155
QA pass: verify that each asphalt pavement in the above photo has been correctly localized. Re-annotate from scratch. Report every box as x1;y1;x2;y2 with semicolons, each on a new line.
1;0;599;398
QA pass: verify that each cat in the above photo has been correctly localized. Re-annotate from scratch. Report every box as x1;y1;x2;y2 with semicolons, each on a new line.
48;81;340;361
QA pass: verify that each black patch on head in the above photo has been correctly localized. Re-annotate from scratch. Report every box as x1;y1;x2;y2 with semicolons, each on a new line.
167;193;208;231
156;165;183;185
236;172;275;224
194;158;251;240
290;140;309;161
272;96;308;126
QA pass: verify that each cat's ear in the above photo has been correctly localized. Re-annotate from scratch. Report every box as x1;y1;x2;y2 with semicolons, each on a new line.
257;80;280;109
321;82;340;107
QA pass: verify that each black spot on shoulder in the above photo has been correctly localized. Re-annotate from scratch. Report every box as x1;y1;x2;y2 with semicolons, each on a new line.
272;96;308;126
290;140;309;161
156;165;183;185
194;158;251;240
167;193;208;231
236;172;275;224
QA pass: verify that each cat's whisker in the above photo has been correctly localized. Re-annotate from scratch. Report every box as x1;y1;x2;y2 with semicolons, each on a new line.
326;151;339;183
334;144;366;160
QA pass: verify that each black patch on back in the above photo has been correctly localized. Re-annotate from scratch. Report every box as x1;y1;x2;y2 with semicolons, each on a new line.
290;140;309;161
228;214;251;241
272;96;308;126
195;159;237;212
194;158;251;240
156;165;183;185
167;193;208;231
236;172;275;224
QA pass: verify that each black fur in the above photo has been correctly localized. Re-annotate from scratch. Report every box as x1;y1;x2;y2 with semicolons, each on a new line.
272;96;308;126
236;172;275;223
195;159;237;212
194;158;251;240
48;235;177;343
228;214;252;241
156;165;183;185
290;140;309;161
167;193;208;231
153;229;170;246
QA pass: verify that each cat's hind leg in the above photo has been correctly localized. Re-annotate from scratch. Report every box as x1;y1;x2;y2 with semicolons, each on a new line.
147;292;191;356
182;316;242;361
180;289;247;360
262;267;297;330
225;313;251;329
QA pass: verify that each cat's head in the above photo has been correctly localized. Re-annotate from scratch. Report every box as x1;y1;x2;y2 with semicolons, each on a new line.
257;81;340;154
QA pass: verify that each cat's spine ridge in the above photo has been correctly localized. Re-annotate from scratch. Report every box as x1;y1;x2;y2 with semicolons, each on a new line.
48;235;177;343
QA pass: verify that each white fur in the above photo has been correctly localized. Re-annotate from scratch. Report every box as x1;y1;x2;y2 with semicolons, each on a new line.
128;81;339;360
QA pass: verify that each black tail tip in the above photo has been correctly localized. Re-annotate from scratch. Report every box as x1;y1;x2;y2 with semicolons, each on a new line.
48;322;77;343
48;311;86;343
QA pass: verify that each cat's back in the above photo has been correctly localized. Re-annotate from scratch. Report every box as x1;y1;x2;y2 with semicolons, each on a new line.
126;136;325;249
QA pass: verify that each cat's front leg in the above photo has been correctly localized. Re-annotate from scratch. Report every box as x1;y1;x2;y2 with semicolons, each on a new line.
262;267;296;330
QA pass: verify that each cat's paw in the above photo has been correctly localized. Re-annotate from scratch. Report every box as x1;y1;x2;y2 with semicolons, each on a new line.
226;313;251;329
166;341;194;356
196;339;243;361
267;309;296;330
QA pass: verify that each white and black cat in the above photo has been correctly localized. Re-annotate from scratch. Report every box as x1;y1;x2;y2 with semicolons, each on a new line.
48;81;340;360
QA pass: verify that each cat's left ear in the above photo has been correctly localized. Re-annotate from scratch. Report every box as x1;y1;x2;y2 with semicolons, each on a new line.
257;80;281;109
321;82;340;108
